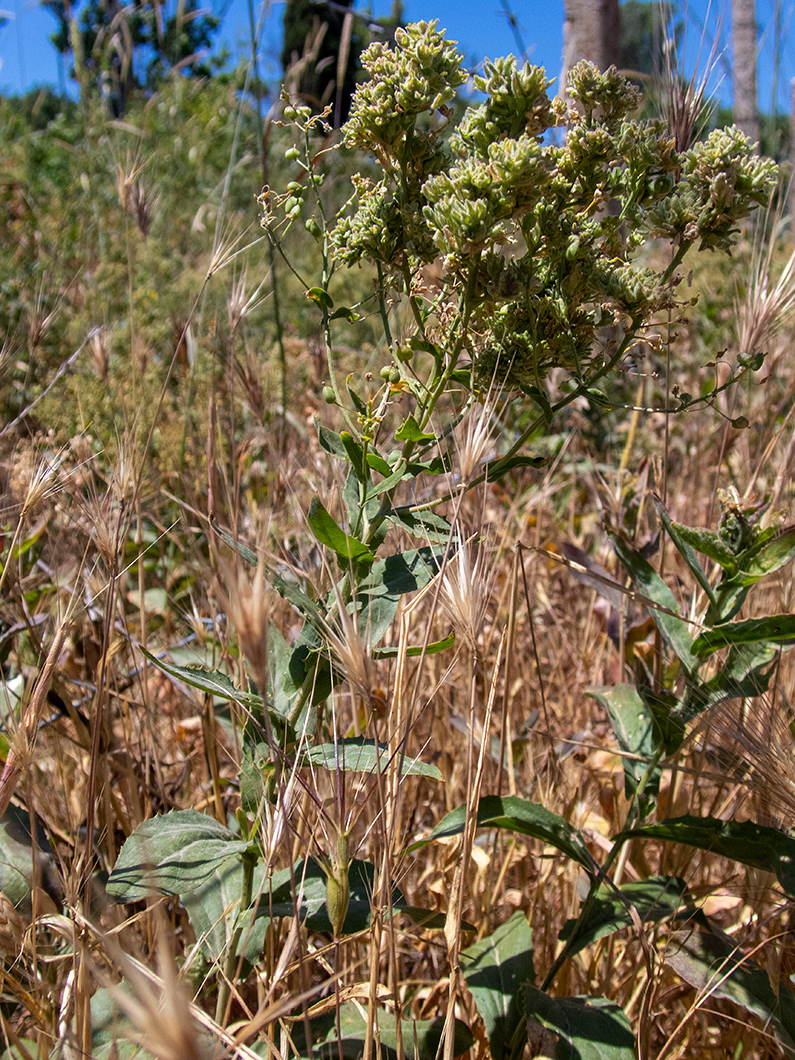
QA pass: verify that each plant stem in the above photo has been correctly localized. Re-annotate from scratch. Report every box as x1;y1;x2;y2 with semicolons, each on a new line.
215;847;257;1025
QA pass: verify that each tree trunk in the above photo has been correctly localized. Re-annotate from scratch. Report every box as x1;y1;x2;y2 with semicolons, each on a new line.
732;0;759;147
561;0;620;92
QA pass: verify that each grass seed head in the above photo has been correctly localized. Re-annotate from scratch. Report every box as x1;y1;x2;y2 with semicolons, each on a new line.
216;557;273;692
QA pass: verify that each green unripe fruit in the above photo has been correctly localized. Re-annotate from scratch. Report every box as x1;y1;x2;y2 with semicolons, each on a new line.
379;366;391;380
389;367;401;383
287;181;302;193
322;386;337;404
395;344;413;362
285;146;300;161
305;217;322;239
283;105;297;120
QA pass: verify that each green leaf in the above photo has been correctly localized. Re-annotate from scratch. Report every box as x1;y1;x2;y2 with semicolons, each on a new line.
395;414;436;443
210;518;259;567
107;810;247;901
91;987;158;1060
330;305;360;322
305;286;333;310
707;579;752;625
0;805;51;910
586;684;662;804
346;377;367;415
653;496;716;602
525;385;553;423
737;525;795;584
340;431;369;480
482;454;547;479
374;631;455;659
405;454;450;476
524;988;635;1060
360;547;442;599
307;496;374;562
557;877;698;960
416;796;596;876
460;911;535;1060
638;687;686;754
682;642;778;721
619;816;795;897
356;547;442;649
305;739;443;781
290;1004;473;1060
140;649;264;710
316;422;348;462
666;521;737;570
211;520;323;627
182;859;270;966
610;533;697;675
691;613;795;658
399;906;475;931
665;927;795;1055
387;507;452;545
366;451;394;477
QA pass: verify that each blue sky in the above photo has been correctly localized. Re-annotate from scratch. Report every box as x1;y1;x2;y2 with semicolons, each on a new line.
1;0;793;114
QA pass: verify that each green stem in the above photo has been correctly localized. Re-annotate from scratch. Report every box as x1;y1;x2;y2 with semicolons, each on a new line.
215;847;257;1024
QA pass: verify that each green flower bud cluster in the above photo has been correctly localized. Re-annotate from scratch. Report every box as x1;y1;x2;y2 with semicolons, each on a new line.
566;60;642;125
450;59;560;156
326;24;777;394
647;126;777;252
343;20;467;160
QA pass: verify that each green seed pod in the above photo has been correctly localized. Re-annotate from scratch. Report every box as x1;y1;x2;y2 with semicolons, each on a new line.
389;367;401;384
305;217;322;239
283;105;297;120
322;385;337;404
326;830;350;938
287;181;303;193
379;365;392;380
285;146;300;161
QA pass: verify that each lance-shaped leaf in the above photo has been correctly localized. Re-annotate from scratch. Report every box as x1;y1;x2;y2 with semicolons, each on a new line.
415;796;596;876
666;926;795;1055
691;613;795;658
374;631;455;659
289;1004;473;1060
735;525;795;585
653;495;717;601
610;533;698;675
557;877;700;961
387;507;453;545
107;810;247;901
618;816;795;897
586;683;663;803
304;738;443;781
140;649;264;710
681;642;778;721
308;496;374;562
524;987;635;1060
211;520;324;627
461;911;535;1060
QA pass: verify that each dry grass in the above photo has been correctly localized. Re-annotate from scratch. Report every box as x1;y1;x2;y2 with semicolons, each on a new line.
3;80;795;1060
